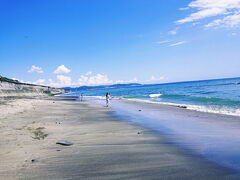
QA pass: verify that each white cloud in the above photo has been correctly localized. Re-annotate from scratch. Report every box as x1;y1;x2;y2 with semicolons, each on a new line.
18;78;46;85
28;65;43;73
24;68;165;87
168;41;187;47
47;72;113;87
156;40;171;44
169;29;177;35
34;79;46;85
205;13;240;28
177;7;225;24
48;79;57;87
56;75;72;86
78;73;113;86
144;76;165;83
115;78;138;84
149;76;165;81
48;76;72;87
176;0;240;28
179;7;189;11
53;65;71;74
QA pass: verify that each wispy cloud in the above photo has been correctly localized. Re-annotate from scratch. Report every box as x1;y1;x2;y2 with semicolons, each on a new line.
28;65;43;73
168;41;187;47
169;28;178;35
179;7;189;11
156;40;171;44
176;0;240;28
205;13;240;28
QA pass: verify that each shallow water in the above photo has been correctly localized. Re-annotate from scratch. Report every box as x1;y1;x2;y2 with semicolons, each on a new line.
81;96;240;172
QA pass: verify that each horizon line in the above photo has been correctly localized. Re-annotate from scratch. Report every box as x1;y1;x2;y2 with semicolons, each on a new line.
61;76;240;89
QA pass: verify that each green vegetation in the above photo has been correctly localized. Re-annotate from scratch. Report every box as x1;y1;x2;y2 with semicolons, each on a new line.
0;76;19;83
48;93;54;96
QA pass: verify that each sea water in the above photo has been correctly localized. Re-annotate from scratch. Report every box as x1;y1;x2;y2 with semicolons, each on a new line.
68;77;240;116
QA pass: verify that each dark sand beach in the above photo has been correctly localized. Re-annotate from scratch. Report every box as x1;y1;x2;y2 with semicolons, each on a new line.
1;97;240;179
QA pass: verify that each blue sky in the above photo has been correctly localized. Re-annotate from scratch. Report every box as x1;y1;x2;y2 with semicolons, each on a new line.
1;0;240;87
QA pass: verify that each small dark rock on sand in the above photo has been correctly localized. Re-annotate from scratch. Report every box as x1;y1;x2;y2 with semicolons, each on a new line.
56;140;73;146
177;105;187;109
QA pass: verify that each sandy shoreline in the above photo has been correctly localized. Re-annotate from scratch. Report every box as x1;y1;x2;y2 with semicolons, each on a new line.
1;97;240;179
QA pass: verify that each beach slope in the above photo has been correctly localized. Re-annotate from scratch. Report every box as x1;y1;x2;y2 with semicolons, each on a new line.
0;97;239;179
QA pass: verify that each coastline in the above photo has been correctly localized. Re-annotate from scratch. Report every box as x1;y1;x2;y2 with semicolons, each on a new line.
1;96;240;179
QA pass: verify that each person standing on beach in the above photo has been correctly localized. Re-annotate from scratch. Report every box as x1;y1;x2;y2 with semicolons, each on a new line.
81;93;83;101
106;92;110;107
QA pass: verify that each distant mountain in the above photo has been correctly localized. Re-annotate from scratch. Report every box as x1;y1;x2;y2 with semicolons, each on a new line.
63;83;142;92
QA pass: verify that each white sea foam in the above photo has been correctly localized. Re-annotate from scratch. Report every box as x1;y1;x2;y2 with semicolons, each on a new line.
83;95;240;116
149;93;162;98
84;95;106;99
124;98;240;117
84;95;123;100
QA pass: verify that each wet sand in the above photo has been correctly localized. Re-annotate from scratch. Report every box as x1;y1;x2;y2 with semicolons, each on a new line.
0;97;240;179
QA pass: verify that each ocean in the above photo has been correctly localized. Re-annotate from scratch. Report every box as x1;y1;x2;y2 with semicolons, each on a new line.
66;77;240;116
